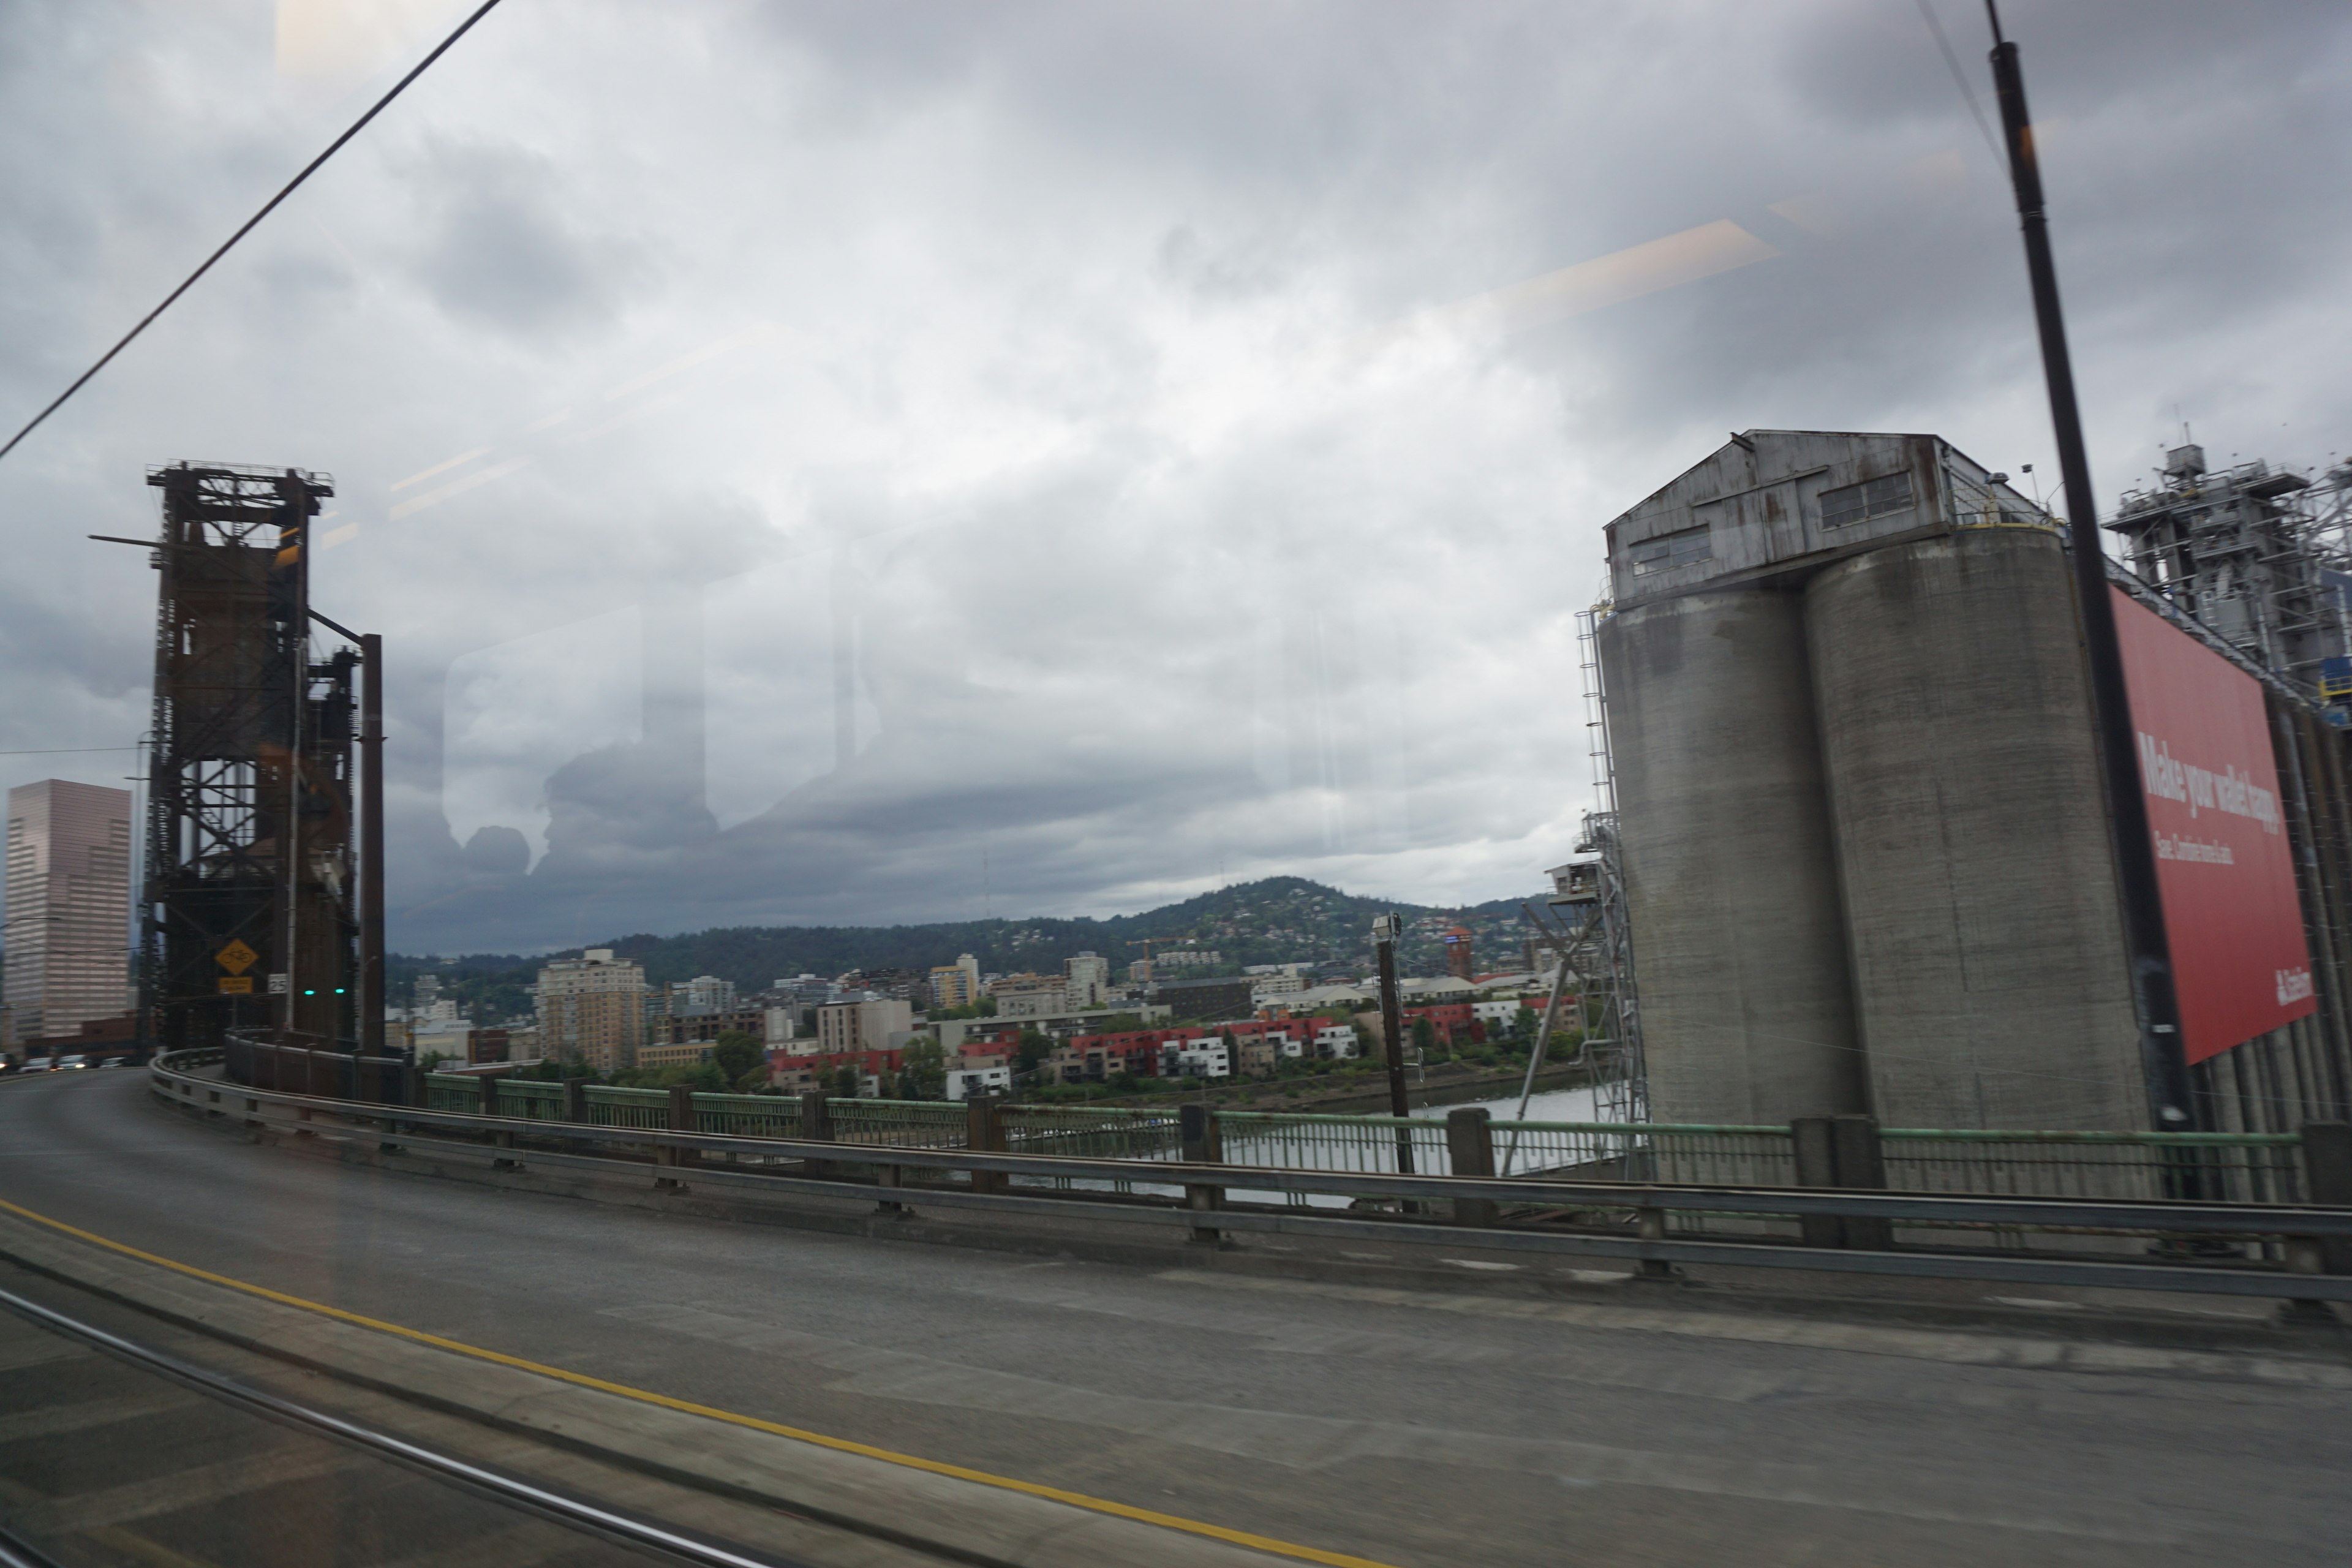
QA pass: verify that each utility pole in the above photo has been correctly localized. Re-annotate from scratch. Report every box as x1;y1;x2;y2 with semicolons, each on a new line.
1371;913;1415;1176
1985;3;2195;1131
359;633;386;1058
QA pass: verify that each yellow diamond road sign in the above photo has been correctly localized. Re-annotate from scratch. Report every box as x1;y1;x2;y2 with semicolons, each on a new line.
214;939;258;976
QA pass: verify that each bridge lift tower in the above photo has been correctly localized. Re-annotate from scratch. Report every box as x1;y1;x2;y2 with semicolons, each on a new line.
125;462;385;1058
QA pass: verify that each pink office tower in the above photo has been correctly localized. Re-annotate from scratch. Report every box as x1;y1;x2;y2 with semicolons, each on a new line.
4;779;134;1046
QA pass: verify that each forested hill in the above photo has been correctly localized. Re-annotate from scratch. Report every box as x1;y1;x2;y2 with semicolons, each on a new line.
391;876;1545;1019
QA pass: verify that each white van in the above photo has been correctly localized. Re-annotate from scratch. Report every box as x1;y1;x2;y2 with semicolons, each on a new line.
23;1057;55;1072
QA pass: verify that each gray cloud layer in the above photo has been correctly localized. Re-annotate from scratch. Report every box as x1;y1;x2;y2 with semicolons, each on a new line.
4;1;2349;953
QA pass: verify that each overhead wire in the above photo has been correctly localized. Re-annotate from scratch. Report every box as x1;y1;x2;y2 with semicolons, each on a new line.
0;0;510;468
1911;0;2004;167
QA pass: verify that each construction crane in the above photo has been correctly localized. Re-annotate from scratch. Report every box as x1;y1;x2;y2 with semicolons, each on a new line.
1126;936;1201;985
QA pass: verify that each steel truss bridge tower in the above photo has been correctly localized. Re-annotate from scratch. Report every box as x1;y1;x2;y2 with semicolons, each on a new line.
138;462;382;1057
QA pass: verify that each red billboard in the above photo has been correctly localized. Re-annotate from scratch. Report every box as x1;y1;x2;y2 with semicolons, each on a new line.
2113;588;2315;1063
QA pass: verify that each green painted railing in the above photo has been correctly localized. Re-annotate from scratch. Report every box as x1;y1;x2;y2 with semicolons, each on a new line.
1002;1104;1180;1161
425;1073;2315;1232
585;1084;669;1129
830;1098;968;1148
423;1072;480;1114
1878;1126;2307;1207
1217;1112;1452;1179
494;1079;566;1120
692;1092;801;1139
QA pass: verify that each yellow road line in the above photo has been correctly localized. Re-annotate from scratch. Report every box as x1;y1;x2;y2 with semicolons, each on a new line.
0;1196;1398;1568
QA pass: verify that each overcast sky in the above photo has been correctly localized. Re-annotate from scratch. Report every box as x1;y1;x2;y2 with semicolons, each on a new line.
4;0;2348;954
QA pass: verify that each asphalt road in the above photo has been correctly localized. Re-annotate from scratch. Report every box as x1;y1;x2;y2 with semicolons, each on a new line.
4;1070;2350;1567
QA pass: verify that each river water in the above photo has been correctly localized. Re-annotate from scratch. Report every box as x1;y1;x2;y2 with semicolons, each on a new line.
1412;1082;1601;1123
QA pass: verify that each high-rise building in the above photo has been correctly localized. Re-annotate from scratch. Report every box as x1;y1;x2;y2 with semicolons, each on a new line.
816;997;914;1054
668;974;736;1017
928;953;982;1009
535;948;648;1073
5;780;133;1047
1064;951;1111;1009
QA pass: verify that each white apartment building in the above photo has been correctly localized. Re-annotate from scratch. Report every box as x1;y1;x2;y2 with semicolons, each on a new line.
1163;1040;1232;1078
946;1065;1013;1100
1314;1024;1360;1060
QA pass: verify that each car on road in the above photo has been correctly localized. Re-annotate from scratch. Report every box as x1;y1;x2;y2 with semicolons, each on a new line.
56;1054;89;1070
23;1056;55;1072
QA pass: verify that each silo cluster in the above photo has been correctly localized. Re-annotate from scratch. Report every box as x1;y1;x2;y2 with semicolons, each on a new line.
1597;432;2145;1131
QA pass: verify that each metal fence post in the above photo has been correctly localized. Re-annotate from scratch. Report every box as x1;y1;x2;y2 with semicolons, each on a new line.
658;1084;696;1188
801;1091;834;1179
1634;1205;1675;1280
1446;1107;1496;1227
563;1077;589;1125
2300;1121;2352;1275
1831;1114;1891;1252
481;1072;515;1167
1790;1116;1845;1249
968;1096;1005;1194
1179;1103;1224;1246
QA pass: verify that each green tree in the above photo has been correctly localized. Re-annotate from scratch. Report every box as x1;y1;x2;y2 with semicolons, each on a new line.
831;1062;862;1099
711;1029;765;1090
1016;1030;1054;1075
901;1037;946;1099
1411;1016;1441;1061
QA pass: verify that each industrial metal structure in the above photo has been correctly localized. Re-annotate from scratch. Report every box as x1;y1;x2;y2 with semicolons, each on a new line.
1592;429;2352;1140
1536;813;1643;1131
1514;604;1648;1136
2109;443;2345;693
137;462;383;1058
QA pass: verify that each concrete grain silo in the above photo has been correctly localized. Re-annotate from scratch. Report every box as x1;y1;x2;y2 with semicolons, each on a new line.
1597;431;2147;1131
1803;529;2143;1129
1597;590;1864;1125
1596;429;2352;1140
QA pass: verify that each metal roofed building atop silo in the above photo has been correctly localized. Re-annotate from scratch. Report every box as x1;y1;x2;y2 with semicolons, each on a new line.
1595;429;2147;1133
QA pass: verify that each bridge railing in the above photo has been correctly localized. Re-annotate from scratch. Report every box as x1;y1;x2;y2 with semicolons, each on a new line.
337;1053;2337;1251
153;1049;2352;1308
225;1031;417;1105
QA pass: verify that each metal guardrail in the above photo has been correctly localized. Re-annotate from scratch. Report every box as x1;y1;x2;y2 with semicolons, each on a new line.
162;1051;2352;1307
379;1049;2335;1256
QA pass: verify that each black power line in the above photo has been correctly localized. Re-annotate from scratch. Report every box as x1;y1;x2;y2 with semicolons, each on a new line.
0;0;510;468
1912;0;2002;165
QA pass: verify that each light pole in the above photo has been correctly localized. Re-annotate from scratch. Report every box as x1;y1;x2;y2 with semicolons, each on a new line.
1986;5;2193;1133
1371;913;1415;1177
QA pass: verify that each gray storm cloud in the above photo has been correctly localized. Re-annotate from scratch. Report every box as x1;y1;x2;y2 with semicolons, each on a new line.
3;0;2349;953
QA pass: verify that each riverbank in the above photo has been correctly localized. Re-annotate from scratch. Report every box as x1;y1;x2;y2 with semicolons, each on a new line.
1023;1059;1591;1117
